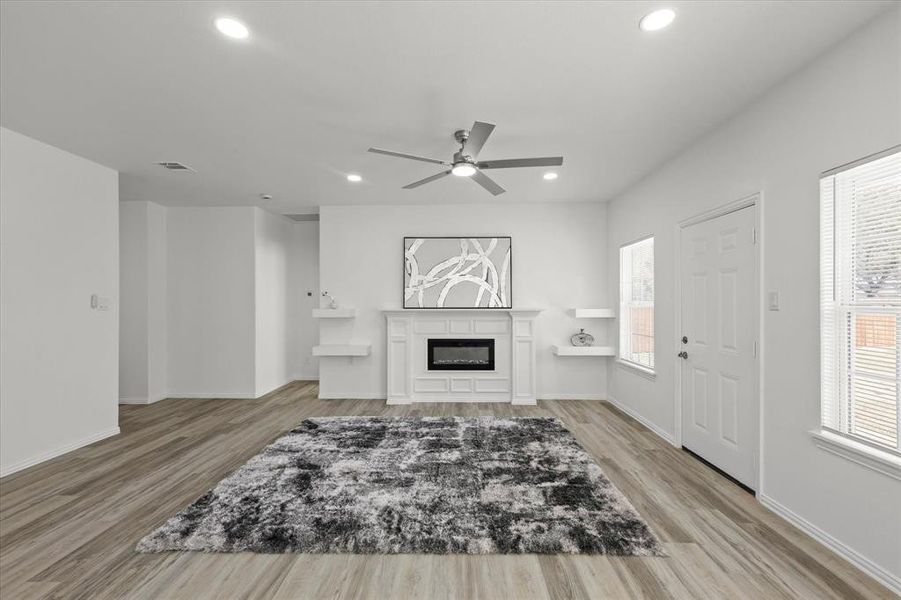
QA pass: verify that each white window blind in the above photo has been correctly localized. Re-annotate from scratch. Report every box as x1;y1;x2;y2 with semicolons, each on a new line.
821;148;901;455
620;237;655;371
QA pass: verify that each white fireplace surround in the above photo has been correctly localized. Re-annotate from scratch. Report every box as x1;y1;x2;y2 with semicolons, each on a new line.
384;309;541;405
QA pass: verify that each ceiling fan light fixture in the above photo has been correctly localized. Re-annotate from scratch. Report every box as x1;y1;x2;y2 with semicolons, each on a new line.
639;8;676;32
215;17;249;39
346;174;362;182
451;163;477;177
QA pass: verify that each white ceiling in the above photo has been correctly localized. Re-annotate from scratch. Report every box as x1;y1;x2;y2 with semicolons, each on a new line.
0;1;891;214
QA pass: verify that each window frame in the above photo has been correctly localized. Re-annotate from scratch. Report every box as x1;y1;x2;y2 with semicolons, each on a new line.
618;235;656;375
818;146;901;469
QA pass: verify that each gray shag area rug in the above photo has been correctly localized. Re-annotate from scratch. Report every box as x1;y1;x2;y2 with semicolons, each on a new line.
137;416;663;555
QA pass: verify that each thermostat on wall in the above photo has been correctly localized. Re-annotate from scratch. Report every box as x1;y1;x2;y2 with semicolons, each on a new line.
91;294;112;311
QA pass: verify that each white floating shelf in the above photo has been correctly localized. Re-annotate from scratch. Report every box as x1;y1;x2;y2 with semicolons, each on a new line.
572;308;615;319
552;345;615;357
313;344;371;357
313;309;356;319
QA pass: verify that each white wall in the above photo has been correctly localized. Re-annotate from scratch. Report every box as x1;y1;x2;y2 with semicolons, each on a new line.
254;209;292;396
119;200;167;403
0;127;119;476
146;201;168;401
167;207;256;398
605;10;900;589
119;202;149;402
318;203;609;400
289;220;320;380
124;206;316;399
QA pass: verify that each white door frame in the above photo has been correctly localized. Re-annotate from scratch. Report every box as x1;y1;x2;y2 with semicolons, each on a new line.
673;192;764;491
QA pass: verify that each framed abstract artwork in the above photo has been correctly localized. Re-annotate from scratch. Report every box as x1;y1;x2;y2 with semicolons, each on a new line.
403;237;512;309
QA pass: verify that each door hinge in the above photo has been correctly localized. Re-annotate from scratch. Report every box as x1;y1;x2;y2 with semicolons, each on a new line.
752;227;757;244
753;340;758;357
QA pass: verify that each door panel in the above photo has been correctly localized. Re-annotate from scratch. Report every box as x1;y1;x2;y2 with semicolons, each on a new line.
680;206;757;490
720;269;738;352
692;368;709;429
719;374;740;446
691;274;708;346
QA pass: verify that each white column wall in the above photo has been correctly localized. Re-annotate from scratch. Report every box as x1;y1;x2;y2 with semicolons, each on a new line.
0;127;119;476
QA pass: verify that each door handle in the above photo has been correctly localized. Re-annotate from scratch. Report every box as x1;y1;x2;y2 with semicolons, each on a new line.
678;351;688;359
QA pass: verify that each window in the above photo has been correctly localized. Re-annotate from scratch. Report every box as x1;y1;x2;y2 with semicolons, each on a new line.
821;148;901;455
619;237;655;372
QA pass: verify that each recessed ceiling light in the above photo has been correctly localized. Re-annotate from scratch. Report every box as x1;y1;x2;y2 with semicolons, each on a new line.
639;9;676;32
215;17;249;39
347;174;362;182
451;163;477;177
543;172;558;181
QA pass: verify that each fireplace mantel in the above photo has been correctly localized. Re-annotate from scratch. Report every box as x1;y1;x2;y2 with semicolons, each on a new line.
383;309;541;405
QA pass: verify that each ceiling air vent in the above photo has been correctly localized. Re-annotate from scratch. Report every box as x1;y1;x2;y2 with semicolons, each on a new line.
155;161;195;172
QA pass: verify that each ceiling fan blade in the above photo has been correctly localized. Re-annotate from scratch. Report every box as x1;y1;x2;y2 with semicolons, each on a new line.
368;147;449;165
402;170;452;189
464;121;496;158
471;170;506;196
477;156;564;169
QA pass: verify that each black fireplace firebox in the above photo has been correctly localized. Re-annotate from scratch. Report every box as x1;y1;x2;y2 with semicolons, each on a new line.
427;339;495;371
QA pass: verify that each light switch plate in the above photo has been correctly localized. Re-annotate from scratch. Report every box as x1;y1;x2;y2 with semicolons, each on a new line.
768;291;780;311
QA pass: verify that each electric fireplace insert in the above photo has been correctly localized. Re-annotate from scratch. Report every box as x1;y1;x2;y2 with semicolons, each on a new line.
427;339;495;371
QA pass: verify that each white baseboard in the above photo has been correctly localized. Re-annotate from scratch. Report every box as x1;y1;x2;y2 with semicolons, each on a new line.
318;392;386;400
404;397;513;404
604;395;677;446
325;392;602;403
759;494;900;596
386;397;413;405
512;397;538;406
119;393;167;405
165;392;257;399
0;426;120;478
255;379;299;398
387;398;538;405
293;373;319;382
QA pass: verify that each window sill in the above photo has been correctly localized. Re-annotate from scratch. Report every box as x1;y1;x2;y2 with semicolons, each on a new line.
616;359;656;380
809;429;901;481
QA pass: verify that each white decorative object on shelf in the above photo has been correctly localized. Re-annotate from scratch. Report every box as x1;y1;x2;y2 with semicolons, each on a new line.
570;328;595;347
552;345;615;357
321;291;339;309
313;344;371;357
312;309;356;319
572;308;615;318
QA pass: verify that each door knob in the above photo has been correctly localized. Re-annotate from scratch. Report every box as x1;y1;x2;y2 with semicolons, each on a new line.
678;351;688;359
681;336;688;344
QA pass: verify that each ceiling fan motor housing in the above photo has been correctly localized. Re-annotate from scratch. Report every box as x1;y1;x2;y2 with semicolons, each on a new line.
453;150;476;165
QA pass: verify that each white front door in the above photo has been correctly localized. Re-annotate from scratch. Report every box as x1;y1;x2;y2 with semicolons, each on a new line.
680;205;758;490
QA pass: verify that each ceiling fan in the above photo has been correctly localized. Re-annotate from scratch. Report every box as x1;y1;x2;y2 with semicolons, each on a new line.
367;121;563;196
